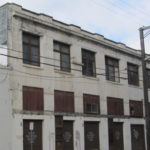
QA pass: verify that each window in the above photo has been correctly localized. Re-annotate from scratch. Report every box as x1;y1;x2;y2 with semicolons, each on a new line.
127;63;139;86
53;41;70;72
130;100;143;117
23;32;40;66
107;97;124;115
83;94;100;114
82;49;96;77
54;90;74;112
105;56;119;82
147;69;150;88
23;86;44;111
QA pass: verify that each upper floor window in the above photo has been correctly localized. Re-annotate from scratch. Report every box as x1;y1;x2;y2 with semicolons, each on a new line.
107;97;124;116
54;90;74;113
129;100;143;117
105;56;119;82
82;49;96;77
53;41;70;72
127;63;139;86
147;69;150;88
83;94;100;114
23;32;40;66
23;86;44;111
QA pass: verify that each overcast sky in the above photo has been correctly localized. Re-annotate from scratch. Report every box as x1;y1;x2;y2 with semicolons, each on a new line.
1;0;150;53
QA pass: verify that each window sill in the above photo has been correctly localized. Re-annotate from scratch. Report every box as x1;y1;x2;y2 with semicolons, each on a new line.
106;80;122;85
54;69;73;76
23;64;43;70
128;84;142;89
82;75;99;81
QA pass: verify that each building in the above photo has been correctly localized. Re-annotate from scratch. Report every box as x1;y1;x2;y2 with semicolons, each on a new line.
0;3;149;150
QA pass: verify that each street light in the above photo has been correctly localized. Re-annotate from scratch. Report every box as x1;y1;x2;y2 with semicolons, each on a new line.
139;27;150;150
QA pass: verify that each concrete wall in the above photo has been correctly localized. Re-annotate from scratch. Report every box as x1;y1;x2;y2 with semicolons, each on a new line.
0;5;8;45
0;65;12;150
3;3;149;150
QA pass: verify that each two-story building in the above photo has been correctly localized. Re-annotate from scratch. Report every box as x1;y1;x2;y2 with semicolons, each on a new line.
0;3;149;150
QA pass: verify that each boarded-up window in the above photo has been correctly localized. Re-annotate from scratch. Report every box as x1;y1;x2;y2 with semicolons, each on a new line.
54;90;74;112
83;94;100;114
108;119;124;150
84;122;100;150
129;100;143;117
131;125;145;150
23;86;44;111
23;120;42;150
107;97;124;115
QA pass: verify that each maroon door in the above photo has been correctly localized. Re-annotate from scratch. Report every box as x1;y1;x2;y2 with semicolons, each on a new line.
23;120;42;150
108;119;124;150
84;122;100;150
131;125;145;150
63;121;74;150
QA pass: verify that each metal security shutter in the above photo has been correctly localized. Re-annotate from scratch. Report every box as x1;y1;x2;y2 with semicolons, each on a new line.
131;125;145;150
63;121;73;150
83;94;100;114
23;86;44;111
84;122;100;150
23;120;42;150
54;90;74;112
108;119;124;150
107;97;124;115
129;100;143;117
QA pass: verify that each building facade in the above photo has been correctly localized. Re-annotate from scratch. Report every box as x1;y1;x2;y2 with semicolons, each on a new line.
0;3;149;150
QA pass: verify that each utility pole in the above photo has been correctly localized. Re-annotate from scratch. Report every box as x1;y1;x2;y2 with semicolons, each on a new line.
139;27;150;150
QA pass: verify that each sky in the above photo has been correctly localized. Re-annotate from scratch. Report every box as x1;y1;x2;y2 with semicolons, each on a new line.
0;0;150;53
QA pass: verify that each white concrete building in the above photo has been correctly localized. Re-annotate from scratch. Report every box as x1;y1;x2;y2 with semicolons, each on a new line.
0;3;149;150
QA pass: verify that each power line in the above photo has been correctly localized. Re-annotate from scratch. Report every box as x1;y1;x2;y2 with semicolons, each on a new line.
0;45;143;78
0;52;144;82
119;0;150;18
108;0;150;22
87;0;143;25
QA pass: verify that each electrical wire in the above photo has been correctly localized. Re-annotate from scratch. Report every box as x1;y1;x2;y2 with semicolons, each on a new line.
0;45;143;77
0;52;143;82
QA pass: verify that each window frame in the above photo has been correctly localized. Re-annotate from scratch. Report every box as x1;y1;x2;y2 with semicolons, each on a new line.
82;49;96;77
105;56;119;82
23;32;40;66
127;63;139;86
53;41;71;72
129;100;143;117
83;94;100;114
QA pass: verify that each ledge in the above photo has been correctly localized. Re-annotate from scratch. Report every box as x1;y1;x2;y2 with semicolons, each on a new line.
23;64;44;70
54;69;74;76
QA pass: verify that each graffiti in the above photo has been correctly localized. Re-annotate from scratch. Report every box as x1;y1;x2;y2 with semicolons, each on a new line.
26;131;37;144
87;131;95;142
115;130;120;140
63;131;72;142
76;130;81;150
133;129;139;140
